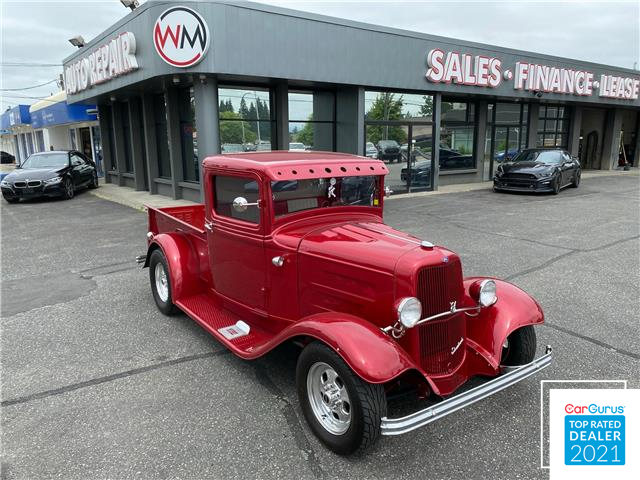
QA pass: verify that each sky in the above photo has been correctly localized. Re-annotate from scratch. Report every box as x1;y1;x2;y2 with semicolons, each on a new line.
1;0;639;112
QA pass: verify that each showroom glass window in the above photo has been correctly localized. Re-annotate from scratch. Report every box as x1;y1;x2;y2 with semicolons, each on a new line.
154;94;171;179
35;130;45;152
440;100;476;171
537;105;570;148
218;87;274;153
179;87;198;183
486;102;529;175
364;91;434;194
288;91;335;151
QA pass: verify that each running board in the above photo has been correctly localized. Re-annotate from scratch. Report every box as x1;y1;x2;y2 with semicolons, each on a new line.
380;346;552;436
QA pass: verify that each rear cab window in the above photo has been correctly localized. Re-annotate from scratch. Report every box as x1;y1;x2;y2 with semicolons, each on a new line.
213;176;260;224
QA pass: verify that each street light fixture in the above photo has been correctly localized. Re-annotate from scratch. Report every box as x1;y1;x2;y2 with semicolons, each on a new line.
68;36;85;48
120;0;139;11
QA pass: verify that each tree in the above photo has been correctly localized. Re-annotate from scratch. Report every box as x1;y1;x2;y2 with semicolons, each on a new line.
219;111;255;144
296;118;314;147
418;96;433;118
239;98;250;119
365;93;407;144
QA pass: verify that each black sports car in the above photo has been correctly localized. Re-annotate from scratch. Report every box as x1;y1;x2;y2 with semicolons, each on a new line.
493;148;581;194
1;150;99;203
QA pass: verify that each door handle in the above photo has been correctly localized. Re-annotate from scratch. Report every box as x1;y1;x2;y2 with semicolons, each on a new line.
272;256;285;267
204;222;213;232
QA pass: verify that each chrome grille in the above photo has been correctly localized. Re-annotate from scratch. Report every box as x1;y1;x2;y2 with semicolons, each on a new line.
13;181;27;188
27;180;42;187
415;262;465;375
419;314;465;375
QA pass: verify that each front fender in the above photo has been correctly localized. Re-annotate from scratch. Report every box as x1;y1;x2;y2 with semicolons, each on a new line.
146;233;203;301
464;277;544;368
285;312;417;385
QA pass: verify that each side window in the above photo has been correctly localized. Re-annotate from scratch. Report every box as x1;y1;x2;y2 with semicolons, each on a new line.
214;176;260;224
71;153;84;166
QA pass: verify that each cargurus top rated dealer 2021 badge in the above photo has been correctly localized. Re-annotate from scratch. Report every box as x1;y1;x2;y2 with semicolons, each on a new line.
550;388;639;479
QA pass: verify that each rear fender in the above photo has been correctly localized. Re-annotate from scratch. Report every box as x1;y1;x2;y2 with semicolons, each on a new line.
464;277;544;368
145;233;203;301
287;312;418;385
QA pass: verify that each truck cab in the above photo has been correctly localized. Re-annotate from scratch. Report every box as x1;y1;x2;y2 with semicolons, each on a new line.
142;151;551;454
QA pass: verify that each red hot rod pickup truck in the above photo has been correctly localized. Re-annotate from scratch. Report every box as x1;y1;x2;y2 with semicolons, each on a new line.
139;151;552;454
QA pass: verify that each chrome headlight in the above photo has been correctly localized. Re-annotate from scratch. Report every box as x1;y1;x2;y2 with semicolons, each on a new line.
44;176;63;185
396;297;422;328
478;279;497;307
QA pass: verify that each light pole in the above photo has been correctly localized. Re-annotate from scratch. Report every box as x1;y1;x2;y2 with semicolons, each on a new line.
240;91;262;144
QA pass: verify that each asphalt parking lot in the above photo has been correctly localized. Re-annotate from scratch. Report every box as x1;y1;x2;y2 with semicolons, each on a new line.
1;174;638;479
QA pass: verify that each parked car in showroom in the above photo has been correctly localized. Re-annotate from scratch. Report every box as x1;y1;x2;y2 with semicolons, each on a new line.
138;151;552;454
365;142;378;159
494;148;581;194
376;139;401;162
494;148;520;163
1;150;98;203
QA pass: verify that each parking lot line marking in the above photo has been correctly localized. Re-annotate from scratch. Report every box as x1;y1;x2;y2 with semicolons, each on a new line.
543;323;640;361
1;350;229;408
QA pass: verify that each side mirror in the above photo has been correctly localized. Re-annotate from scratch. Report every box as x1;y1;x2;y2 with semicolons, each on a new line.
232;196;260;213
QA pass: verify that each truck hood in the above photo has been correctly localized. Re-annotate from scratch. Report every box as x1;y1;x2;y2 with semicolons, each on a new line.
294;220;455;322
298;221;438;273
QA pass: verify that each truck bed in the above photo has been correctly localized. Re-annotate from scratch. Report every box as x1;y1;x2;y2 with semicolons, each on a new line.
147;204;206;238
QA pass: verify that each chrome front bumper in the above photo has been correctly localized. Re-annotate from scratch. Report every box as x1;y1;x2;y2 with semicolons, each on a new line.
380;346;553;436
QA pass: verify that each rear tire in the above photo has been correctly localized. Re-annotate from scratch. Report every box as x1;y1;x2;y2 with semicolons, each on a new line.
90;171;99;189
149;249;178;315
501;326;537;366
296;342;386;455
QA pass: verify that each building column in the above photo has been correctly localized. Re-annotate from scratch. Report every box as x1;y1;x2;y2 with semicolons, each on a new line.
335;86;364;155
128;98;146;191
568;106;583;157
633;114;640;167
141;94;159;194
111;102;125;186
164;87;183;199
601;108;624;170
193;76;220;201
527;103;540;148
98;104;114;183
432;93;442;191
475;100;489;180
274;81;289;150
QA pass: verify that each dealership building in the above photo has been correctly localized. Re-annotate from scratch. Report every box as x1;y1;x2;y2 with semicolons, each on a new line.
61;0;640;201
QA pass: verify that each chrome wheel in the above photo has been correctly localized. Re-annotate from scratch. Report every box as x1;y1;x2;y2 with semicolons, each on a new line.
154;262;169;302
307;362;351;435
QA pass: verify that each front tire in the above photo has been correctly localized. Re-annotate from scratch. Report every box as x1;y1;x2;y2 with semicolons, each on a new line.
148;249;178;315
296;342;387;455
571;171;580;188
3;195;19;203
552;174;561;195
63;177;74;199
501;326;537;366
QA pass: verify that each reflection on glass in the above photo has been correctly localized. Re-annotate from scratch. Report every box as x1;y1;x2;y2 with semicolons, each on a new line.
219;87;273;152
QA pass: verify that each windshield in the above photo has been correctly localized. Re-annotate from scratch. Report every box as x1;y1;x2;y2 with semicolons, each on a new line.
272;176;380;217
289;143;305;149
21;153;69;169
222;144;244;153
512;150;563;164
